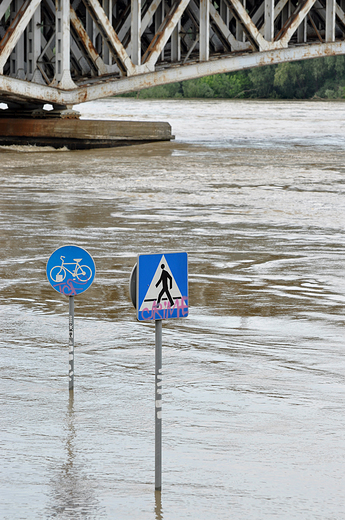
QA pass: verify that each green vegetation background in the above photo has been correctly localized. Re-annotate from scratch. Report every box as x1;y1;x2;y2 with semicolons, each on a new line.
122;56;345;100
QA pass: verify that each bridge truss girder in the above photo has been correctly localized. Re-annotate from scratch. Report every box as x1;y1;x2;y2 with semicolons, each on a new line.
1;0;345;107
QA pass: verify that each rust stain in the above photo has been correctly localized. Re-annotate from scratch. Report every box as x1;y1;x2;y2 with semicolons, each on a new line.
0;0;30;50
275;0;316;42
142;0;185;63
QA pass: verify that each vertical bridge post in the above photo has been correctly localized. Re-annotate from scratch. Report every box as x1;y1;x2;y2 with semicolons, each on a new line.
27;4;43;83
200;0;210;61
265;0;275;42
131;0;141;65
326;0;336;42
52;0;75;89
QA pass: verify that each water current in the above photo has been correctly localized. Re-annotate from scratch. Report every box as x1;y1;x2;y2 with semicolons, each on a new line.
0;99;344;519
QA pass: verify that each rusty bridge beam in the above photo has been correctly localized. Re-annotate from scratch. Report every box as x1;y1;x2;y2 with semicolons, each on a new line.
0;0;345;108
2;40;345;107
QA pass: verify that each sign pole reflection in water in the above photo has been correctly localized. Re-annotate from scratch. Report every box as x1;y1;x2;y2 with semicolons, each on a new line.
46;245;96;390
130;252;188;490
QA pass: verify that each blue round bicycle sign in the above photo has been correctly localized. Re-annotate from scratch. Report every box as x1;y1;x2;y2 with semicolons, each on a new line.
47;245;96;295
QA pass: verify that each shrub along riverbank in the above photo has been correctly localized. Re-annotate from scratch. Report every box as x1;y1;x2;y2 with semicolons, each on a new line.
122;55;345;100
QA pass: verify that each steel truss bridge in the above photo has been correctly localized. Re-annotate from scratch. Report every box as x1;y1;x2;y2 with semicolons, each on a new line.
1;0;345;110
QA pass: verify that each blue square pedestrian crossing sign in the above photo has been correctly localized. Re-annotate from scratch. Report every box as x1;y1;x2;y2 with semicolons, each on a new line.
137;252;188;321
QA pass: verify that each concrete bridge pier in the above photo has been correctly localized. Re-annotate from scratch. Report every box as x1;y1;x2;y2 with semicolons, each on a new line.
0;113;174;149
0;101;174;149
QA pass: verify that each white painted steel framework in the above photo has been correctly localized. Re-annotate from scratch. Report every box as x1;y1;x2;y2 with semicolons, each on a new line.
1;0;345;107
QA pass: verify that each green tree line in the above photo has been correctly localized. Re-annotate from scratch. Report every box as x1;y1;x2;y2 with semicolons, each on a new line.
122;55;345;100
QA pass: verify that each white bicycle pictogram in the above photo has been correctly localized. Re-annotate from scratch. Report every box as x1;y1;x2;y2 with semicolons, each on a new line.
50;256;93;283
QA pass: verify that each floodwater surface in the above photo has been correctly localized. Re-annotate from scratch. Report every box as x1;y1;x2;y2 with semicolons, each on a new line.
0;99;345;520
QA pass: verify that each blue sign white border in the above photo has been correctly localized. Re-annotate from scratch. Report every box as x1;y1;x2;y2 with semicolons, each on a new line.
46;244;96;296
136;251;188;322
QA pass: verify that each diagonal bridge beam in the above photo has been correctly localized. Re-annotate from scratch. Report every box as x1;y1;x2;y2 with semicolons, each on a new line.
0;0;42;73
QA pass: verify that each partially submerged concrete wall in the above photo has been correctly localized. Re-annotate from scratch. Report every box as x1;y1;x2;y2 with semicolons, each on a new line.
0;119;174;149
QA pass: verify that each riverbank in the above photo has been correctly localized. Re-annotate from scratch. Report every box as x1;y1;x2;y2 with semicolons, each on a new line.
120;55;345;101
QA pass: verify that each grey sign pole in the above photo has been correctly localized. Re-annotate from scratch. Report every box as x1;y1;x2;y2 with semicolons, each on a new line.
69;295;74;391
155;319;163;491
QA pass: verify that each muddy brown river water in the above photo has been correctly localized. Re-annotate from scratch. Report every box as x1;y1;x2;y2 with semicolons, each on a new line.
0;99;345;519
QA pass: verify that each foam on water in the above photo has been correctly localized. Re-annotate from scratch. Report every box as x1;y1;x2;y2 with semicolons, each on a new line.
0;144;70;153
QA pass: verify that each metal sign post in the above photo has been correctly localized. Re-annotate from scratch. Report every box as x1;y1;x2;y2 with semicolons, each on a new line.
47;245;96;390
155;319;163;491
129;252;188;491
69;295;74;390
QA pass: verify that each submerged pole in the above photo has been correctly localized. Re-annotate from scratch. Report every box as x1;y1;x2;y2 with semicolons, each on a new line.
155;319;162;490
69;295;74;390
